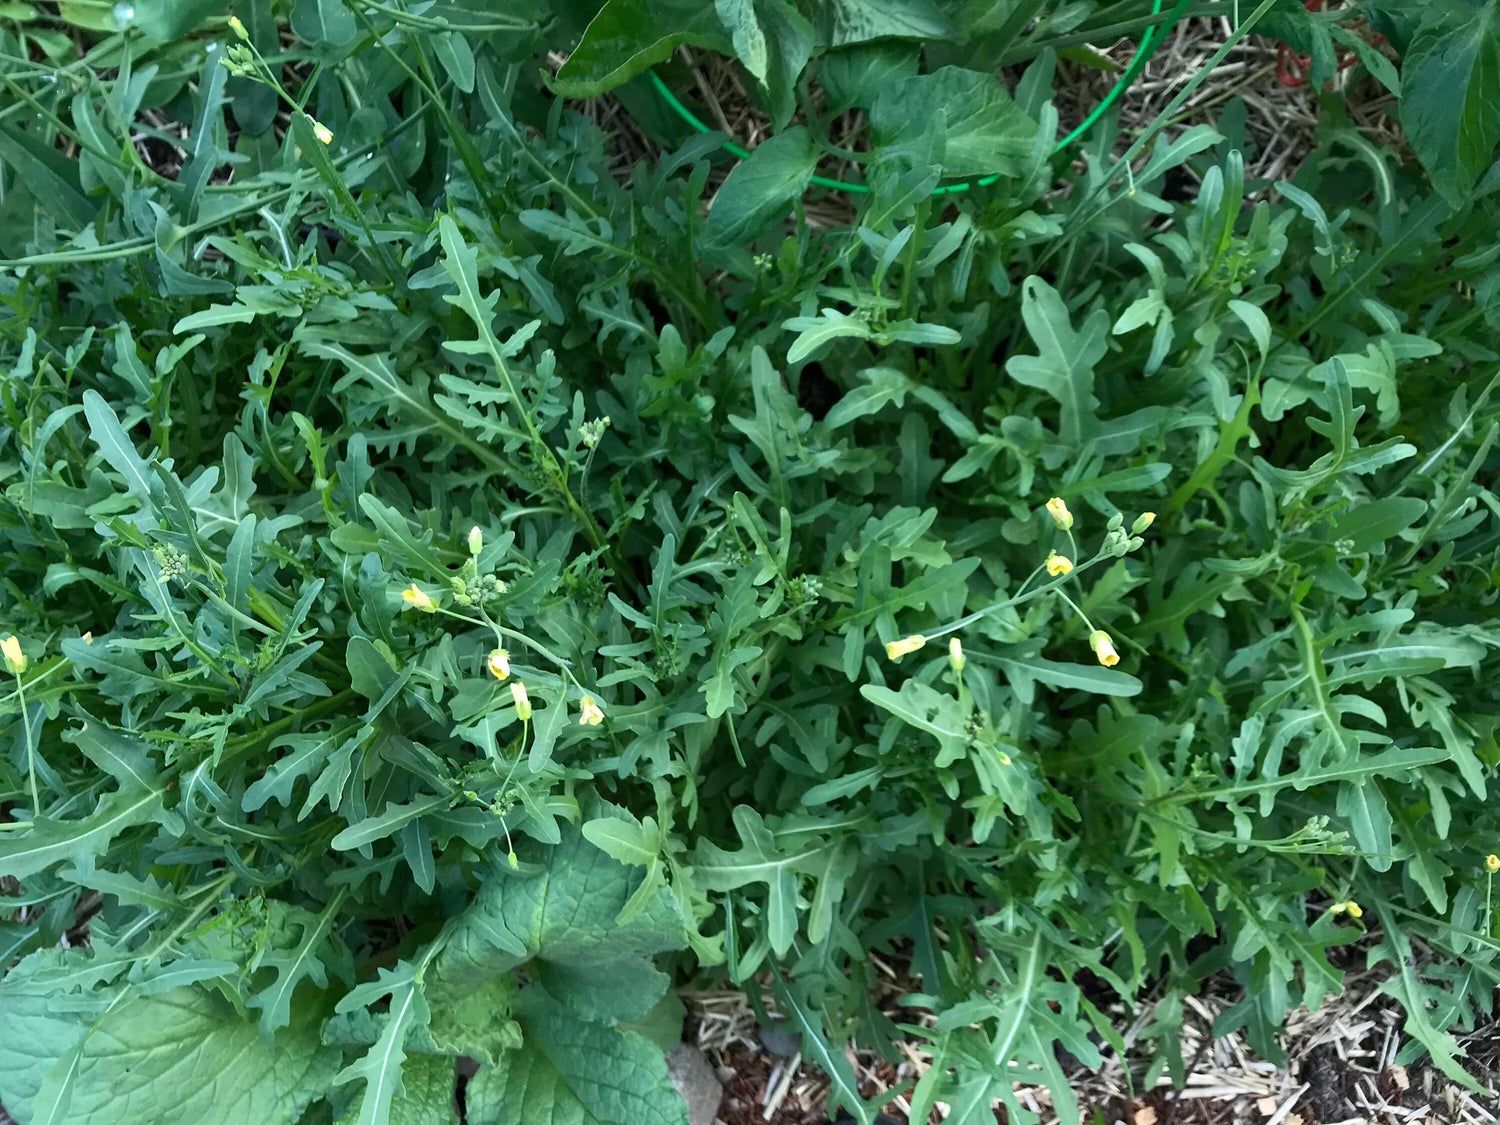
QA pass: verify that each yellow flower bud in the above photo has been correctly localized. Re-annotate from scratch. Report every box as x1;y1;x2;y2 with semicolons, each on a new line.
487;649;510;680
1132;511;1156;534
884;634;927;661
578;695;605;726
1089;630;1119;667
2;635;27;675
313;121;334;145
228;14;248;39
510;681;532;721
1045;497;1073;530
1487;854;1499;874
948;637;964;672
1046;551;1073;577
468;526;484;556
1344;900;1363;919
401;584;436;612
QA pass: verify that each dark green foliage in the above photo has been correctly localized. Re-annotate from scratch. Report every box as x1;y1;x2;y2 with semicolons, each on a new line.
2;3;1500;1124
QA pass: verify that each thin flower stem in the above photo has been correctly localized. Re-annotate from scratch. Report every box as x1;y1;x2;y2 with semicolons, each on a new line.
1053;590;1098;635
15;672;38;816
922;550;1110;641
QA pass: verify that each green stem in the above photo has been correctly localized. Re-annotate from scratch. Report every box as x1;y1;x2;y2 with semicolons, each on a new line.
15;672;38;816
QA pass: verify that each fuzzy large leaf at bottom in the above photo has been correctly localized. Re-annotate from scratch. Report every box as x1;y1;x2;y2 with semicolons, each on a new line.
26;987;337;1125
465;1001;687;1125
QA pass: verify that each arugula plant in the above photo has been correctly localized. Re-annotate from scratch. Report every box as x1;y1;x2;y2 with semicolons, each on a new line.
1;2;1499;1124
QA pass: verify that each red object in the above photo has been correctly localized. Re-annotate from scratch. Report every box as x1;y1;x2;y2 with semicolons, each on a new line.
1273;0;1385;89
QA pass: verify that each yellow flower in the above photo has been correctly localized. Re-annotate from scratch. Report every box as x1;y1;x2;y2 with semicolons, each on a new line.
1089;630;1119;667
1046;552;1073;577
884;634;927;662
486;649;510;680
313;121;334;145
510;681;532;721
1330;899;1363;919
228;15;249;40
948;637;964;672
401;584;436;612
1;635;26;675
1487;854;1499;874
578;695;605;726
1044;497;1073;530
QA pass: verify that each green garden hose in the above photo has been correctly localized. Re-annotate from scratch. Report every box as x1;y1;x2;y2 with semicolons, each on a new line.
649;0;1191;195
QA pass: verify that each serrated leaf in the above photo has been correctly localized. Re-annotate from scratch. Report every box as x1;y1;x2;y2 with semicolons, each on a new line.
335;962;432;1125
693;806;844;956
0;788;163;880
248;894;347;1039
1004;276;1107;444
82;389;156;506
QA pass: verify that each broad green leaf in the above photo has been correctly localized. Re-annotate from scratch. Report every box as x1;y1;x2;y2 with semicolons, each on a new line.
0;961;120;1122
819;0;955;45
822;43;919;112
533;958;671;1024
703;127;820;252
465;999;687;1125
432;807;685;998
0;121;93;229
124;0;224;38
1004;276;1107;445
755;0;815;128
425;975;522;1066
553;0;728;97
32;988;337;1125
433;31;476;94
291;0;357;45
1399;1;1500;205
716;0;767;79
870;67;1036;178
